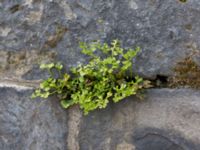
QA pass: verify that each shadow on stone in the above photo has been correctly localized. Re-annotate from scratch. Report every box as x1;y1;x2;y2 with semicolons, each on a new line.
133;128;199;150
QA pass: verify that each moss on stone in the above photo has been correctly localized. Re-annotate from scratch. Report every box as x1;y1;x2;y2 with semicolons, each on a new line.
169;56;200;88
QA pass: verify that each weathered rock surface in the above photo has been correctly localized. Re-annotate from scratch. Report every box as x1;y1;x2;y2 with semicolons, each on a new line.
1;0;200;79
1;0;200;150
79;88;200;150
1;87;200;150
0;87;68;150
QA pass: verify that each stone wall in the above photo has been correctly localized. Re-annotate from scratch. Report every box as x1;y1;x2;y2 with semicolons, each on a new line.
1;87;200;150
1;0;200;150
1;0;200;80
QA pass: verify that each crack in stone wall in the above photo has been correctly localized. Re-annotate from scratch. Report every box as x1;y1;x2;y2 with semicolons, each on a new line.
67;106;82;150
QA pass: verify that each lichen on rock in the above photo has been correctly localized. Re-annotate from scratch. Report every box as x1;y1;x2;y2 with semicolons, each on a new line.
169;55;200;89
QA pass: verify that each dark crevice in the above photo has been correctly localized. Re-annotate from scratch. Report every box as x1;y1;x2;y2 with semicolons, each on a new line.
178;0;187;3
9;4;23;13
149;75;169;88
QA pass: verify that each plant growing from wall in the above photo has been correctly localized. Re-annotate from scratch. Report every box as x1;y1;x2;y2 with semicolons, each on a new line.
32;40;150;115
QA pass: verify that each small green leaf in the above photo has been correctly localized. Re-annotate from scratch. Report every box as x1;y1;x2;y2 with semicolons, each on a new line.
61;100;73;109
55;62;63;70
31;93;37;99
40;64;47;69
47;63;55;69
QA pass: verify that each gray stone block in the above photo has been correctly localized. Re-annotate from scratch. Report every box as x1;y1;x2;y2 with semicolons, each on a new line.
1;86;200;150
0;87;68;150
1;0;200;79
79;89;200;150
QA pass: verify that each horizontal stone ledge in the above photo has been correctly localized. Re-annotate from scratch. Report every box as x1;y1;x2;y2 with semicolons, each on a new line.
0;87;200;150
0;78;40;91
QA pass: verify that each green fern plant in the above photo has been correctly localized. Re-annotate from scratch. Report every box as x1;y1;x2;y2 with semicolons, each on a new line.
32;40;150;115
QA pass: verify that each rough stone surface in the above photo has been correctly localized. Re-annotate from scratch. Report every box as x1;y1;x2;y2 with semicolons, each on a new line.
1;86;200;150
0;87;68;150
1;1;200;149
1;0;200;79
79;88;200;150
0;50;56;79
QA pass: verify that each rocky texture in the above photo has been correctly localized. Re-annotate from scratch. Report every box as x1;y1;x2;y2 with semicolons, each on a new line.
0;50;56;79
1;0;200;150
79;88;200;150
0;86;68;150
1;0;200;79
1;86;200;150
67;106;82;150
